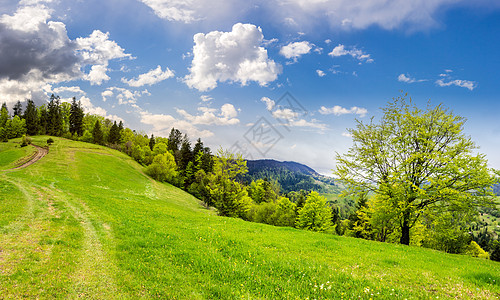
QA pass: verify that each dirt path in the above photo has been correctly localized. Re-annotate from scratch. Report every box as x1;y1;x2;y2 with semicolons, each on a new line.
10;145;48;170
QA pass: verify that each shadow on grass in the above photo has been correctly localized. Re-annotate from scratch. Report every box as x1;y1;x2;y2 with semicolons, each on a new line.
464;272;500;287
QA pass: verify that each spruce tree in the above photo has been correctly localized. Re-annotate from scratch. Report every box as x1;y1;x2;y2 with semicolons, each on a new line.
149;134;155;151
108;121;120;144
69;97;84;136
23;99;38;135
92;120;104;145
13;101;22;117
47;94;63;136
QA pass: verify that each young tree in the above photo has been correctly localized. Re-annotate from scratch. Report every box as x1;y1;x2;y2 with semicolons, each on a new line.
92;120;104;145
24;99;38;135
145;152;178;183
335;95;498;245
296;191;333;232
207;149;252;218
0;103;9;128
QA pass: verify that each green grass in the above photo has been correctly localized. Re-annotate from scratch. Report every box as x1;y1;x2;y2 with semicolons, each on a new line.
0;138;36;170
1;137;499;299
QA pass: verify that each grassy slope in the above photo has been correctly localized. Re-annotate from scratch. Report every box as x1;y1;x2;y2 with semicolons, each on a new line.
0;138;36;170
0;137;499;299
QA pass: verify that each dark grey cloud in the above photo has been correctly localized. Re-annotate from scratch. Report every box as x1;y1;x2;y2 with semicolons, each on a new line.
0;22;80;81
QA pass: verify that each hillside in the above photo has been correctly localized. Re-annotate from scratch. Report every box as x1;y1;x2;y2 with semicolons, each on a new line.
244;159;341;194
1;137;499;299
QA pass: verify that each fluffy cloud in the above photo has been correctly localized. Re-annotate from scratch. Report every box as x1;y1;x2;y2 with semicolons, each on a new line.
184;23;281;91
141;0;461;31
316;70;326;77
261;96;326;130
139;110;214;138
435;72;476;90
279;41;313;60
398;73;426;83
329;44;373;63
319;105;368;117
79;96;124;123
176;103;239;126
260;97;275;111
52;86;86;95
101;87;150;105
0;3;132;105
122;65;174;87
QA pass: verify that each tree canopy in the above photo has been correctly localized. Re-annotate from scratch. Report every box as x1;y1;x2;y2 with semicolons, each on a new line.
334;95;498;245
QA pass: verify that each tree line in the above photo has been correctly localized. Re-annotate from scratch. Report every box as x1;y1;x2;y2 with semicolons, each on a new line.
2;94;499;261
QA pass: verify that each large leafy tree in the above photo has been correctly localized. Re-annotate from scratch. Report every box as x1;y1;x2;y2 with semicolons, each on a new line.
335;95;498;245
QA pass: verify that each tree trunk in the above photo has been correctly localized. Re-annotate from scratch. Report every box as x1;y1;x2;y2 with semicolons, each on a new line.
400;219;410;245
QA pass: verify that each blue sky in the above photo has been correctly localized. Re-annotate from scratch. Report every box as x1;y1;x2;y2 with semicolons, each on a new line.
1;0;500;174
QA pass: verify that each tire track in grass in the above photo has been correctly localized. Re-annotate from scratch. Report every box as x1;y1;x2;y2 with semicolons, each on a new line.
44;186;123;298
0;177;76;298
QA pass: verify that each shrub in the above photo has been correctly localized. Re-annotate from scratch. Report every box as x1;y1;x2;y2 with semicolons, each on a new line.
20;135;32;147
465;241;489;259
47;138;54;145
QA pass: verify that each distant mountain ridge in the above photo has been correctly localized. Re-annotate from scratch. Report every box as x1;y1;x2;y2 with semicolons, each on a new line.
246;159;319;176
243;159;340;194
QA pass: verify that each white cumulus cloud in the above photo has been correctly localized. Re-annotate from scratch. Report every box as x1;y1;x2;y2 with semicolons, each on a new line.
122;65;174;87
319;105;368;117
435;71;476;91
398;73;427;83
176;103;240;126
184;23;281;92
279;41;313;60
316;70;326;77
329;44;373;63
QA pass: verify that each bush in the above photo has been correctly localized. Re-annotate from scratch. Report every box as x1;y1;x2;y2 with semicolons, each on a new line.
47;138;54;145
20;135;32;147
465;241;489;259
145;152;178;183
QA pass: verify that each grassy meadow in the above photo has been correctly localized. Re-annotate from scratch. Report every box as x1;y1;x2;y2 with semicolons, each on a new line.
0;137;499;299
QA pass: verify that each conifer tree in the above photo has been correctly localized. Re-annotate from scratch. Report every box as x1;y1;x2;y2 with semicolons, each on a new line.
149;134;155;151
92;120;104;145
69;97;84;136
23;99;38;135
13;100;22;117
47;94;63;136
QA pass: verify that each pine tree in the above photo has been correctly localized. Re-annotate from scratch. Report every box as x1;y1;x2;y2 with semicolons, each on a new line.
108;121;120;144
23;99;38;135
178;136;193;172
13;101;22;117
47;94;63;136
69;97;84;136
38;105;48;135
92;120;104;145
149;134;155;151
